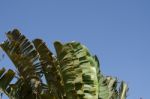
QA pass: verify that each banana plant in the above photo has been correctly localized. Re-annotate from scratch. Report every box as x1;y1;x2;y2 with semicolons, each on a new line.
0;29;128;99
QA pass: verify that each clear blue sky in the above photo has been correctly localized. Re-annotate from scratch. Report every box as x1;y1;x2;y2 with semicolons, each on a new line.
0;0;150;99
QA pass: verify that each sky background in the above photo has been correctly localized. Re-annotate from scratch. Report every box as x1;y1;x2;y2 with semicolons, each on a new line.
0;0;150;99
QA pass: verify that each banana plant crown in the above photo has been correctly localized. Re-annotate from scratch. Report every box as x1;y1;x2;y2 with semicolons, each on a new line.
0;29;128;99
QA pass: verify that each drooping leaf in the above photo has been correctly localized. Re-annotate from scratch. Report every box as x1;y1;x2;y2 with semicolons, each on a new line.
0;68;15;96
